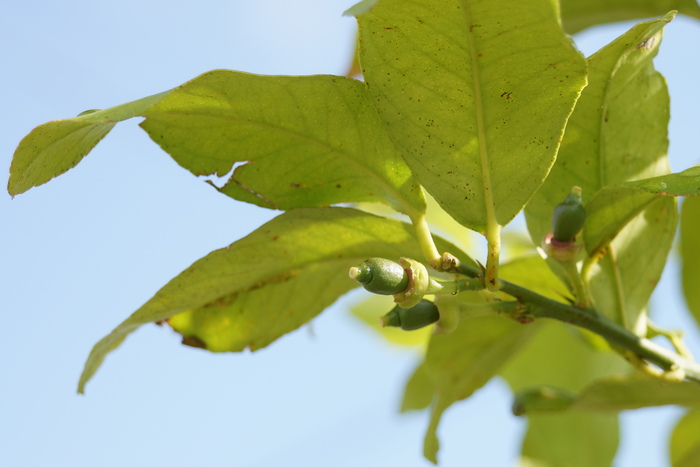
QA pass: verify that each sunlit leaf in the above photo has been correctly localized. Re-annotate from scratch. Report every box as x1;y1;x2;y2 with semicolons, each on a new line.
624;165;700;197
517;374;700;415
571;374;700;411
8;91;169;195
78;207;474;393
584;186;658;257
521;412;619;467
588;196;676;333
681;197;700;327
670;409;700;467
141;70;425;215
559;0;700;33
525;14;677;333
422;314;538;463
500;314;627;466
401;363;435;412
416;256;565;463
354;0;587;232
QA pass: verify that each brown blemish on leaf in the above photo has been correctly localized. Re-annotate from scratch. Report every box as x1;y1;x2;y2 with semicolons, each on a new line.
181;335;207;349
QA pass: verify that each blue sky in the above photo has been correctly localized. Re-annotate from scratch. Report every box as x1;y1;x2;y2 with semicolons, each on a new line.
2;1;700;466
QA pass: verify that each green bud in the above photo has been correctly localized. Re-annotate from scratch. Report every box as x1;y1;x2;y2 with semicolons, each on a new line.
552;186;586;242
380;299;440;330
349;258;409;295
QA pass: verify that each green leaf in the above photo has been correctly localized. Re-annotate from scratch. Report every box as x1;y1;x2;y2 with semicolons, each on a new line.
624;165;700;197
140;70;425;215
559;0;700;33
422;314;538;463
526;13;674;245
571;374;700;411
681;197;700;327
670;409;700;467
525;14;677;333
583;186;659;258
78;207;473;393
356;0;587;233
168;262;352;352
499;309;627;467
400;363;435;412
343;0;379;16
521;412;619;467
415;257;559;463
517;375;700;414
587;195;676;332
8;91;170;196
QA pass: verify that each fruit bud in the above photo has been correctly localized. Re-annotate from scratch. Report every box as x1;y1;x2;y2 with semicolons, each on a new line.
380;299;440;330
349;258;409;295
552;186;586;242
393;257;442;309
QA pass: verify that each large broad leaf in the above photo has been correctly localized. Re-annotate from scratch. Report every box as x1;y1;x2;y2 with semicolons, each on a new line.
140;70;425;215
421;314;537;463
670;409;700;467
571;374;700;411
559;0;700;34
587;196;676;333
582;186;676;331
524;14;677;333
414;256;567;463
78;207;473;393
681;197;700;328
625;165;700;197
516;374;700;414
353;0;587;233
500;314;627;466
8;92;169;195
9;71;426;217
521;412;619;467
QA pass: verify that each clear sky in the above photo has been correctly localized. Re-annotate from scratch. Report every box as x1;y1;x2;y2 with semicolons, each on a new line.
2;1;700;466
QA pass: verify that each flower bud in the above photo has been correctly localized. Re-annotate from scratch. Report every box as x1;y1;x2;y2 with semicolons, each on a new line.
552;186;586;242
349;258;409;295
380;300;440;330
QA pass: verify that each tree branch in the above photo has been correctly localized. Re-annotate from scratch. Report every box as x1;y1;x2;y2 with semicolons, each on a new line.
441;254;700;383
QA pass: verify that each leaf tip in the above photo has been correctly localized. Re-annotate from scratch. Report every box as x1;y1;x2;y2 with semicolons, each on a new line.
342;0;378;17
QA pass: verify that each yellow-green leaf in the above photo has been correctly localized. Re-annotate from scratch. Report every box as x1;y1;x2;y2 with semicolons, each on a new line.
670;409;700;467
625;165;700;197
521;412;619;467
78;207;473;393
525;14;677;333
140;70;425;215
8;91;169;195
355;0;587;232
681;197;700;327
560;0;700;33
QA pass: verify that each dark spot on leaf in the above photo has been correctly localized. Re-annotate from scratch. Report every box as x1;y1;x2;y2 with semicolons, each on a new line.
271;235;279;241
335;184;342;188
181;335;207;349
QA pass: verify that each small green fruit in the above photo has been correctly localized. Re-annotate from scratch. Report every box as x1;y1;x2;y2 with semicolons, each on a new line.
380;299;440;330
552;186;586;242
349;258;409;295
